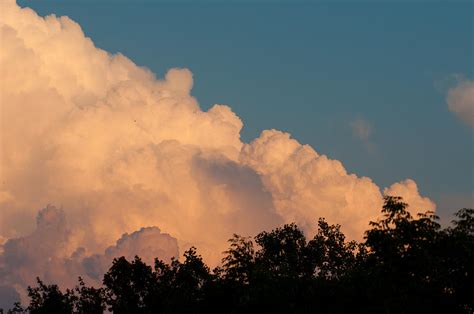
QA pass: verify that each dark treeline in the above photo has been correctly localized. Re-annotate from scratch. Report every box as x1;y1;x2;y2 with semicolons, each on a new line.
2;196;473;314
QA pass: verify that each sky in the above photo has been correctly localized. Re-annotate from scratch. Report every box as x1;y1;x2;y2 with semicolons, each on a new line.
0;0;473;307
18;0;473;221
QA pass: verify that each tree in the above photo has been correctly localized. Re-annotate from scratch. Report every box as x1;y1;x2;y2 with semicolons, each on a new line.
452;208;474;235
1;302;26;314
221;234;255;283
440;208;474;312
161;247;211;313
103;256;156;313
362;196;461;313
305;218;358;280
255;223;307;279
70;277;105;314
9;197;473;314
26;278;74;314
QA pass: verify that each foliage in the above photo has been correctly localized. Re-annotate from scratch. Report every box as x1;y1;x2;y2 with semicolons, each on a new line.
2;197;472;313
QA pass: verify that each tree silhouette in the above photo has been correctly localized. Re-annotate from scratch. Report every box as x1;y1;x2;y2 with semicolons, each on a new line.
26;278;74;314
221;234;255;283
71;277;105;314
305;218;358;280
103;256;156;313
361;196;462;313
442;208;474;312
255;223;307;279
163;247;211;313
5;197;473;313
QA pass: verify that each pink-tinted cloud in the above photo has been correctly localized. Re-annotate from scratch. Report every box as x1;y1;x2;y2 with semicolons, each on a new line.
447;79;474;127
0;0;436;300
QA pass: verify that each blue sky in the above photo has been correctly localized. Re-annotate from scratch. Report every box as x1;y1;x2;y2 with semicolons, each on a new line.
19;0;473;222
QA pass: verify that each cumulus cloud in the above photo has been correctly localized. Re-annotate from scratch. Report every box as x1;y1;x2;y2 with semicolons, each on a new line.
83;226;179;281
240;130;384;237
447;78;474;127
0;0;435;299
384;179;436;214
0;205;80;303
0;206;179;304
1;206;70;289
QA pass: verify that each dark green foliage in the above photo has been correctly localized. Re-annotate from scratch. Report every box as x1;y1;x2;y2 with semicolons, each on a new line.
452;208;474;235
10;197;474;313
443;208;474;312
221;234;255;283
102;247;212;314
8;277;105;314
361;196;452;313
26;278;74;314
157;247;212;313
71;277;106;314
306;218;358;280
103;256;156;313
255;223;308;279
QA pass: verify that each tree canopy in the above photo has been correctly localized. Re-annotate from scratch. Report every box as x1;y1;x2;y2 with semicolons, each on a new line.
2;196;473;313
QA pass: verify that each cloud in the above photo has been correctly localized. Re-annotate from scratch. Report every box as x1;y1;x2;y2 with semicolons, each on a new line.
351;118;372;142
350;118;375;152
0;206;179;304
1;206;70;289
447;78;474;127
384;179;436;215
0;205;79;303
240;130;384;238
0;285;20;311
83;226;179;281
0;1;435;299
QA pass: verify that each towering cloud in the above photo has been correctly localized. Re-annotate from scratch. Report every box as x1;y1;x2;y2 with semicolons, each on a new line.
0;0;435;302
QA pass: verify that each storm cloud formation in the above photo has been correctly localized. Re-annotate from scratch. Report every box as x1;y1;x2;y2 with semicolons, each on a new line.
0;0;435;302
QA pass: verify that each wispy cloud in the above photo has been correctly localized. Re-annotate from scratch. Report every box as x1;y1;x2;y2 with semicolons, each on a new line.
351;118;375;152
351;118;372;141
447;78;474;127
